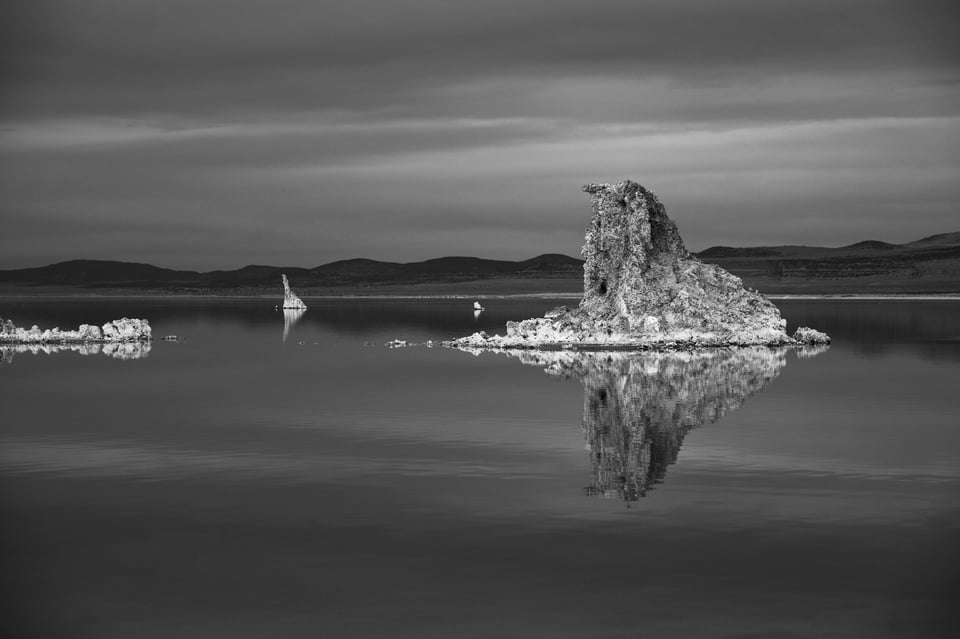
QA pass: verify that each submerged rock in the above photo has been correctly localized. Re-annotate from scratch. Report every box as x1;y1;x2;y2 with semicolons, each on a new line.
0;316;152;344
448;180;828;349
282;274;307;310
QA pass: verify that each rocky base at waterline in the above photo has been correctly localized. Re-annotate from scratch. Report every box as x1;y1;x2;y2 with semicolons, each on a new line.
0;317;152;344
449;318;829;350
449;180;830;350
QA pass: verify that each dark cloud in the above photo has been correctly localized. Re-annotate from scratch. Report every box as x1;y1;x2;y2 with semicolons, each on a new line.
1;0;958;268
4;0;958;118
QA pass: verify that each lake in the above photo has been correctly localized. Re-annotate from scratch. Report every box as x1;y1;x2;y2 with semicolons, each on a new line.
1;297;958;638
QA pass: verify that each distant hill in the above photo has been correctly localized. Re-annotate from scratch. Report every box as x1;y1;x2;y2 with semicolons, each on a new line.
0;254;584;293
1;234;958;294
693;232;960;293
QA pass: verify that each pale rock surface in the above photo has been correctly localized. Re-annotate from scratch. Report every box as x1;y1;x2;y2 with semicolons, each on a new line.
449;180;829;349
792;326;831;344
282;274;308;310
0;316;152;344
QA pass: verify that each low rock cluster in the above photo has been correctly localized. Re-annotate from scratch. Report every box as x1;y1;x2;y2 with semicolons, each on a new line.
0;317;152;344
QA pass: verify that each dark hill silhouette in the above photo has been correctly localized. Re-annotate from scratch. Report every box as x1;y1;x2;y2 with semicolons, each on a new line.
0;234;956;293
841;240;897;251
904;232;960;248
0;260;202;286
693;232;960;293
0;254;583;291
696;233;960;260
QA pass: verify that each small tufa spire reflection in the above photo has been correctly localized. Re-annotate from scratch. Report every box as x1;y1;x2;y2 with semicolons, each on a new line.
282;307;306;342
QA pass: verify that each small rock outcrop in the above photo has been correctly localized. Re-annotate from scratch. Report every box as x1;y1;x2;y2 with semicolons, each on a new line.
0;316;152;344
282;274;307;310
450;180;828;349
791;326;830;344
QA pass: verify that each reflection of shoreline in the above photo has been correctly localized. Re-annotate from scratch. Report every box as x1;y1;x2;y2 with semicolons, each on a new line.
488;347;823;501
283;308;305;342
1;341;151;363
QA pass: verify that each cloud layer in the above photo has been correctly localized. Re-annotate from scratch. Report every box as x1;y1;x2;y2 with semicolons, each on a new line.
2;0;958;268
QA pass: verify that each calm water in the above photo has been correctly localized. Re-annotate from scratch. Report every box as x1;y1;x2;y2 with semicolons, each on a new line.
1;298;958;638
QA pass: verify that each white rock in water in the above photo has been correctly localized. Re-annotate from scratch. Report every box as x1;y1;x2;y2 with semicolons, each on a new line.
447;180;830;350
0;316;152;344
282;274;308;310
792;326;831;344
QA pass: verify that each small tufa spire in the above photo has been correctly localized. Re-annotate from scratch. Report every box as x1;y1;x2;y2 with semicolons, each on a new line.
281;274;307;310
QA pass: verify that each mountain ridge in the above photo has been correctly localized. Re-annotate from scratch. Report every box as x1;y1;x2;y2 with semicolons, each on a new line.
1;233;958;294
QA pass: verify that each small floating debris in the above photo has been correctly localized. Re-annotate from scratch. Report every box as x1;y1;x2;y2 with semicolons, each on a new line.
162;335;185;342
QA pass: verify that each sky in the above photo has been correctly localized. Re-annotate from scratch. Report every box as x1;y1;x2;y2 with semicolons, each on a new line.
1;0;958;270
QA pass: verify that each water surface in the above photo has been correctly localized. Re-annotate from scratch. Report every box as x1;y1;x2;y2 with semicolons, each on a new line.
1;298;958;638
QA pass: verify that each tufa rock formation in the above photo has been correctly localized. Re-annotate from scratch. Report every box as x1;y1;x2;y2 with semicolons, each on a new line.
0;316;152;345
451;180;828;349
282;274;308;310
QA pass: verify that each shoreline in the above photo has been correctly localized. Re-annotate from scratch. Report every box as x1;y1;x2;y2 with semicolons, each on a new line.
1;292;960;301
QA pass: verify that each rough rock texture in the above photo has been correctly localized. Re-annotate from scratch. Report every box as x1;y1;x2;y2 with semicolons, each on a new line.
450;180;828;349
482;346;799;500
0;317;152;344
282;274;307;310
792;326;831;344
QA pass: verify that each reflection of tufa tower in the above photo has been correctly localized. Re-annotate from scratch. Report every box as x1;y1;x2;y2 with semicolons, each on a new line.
581;357;699;501
504;347;795;502
580;349;787;500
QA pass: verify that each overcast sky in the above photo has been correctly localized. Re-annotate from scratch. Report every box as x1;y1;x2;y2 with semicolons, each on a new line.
1;0;958;270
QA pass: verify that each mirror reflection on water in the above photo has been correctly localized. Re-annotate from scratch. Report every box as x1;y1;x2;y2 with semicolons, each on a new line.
0;340;152;362
282;307;305;342
480;346;806;501
0;297;957;638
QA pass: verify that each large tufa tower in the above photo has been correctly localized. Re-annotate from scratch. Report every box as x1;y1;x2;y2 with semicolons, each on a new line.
581;181;686;310
577;181;787;340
